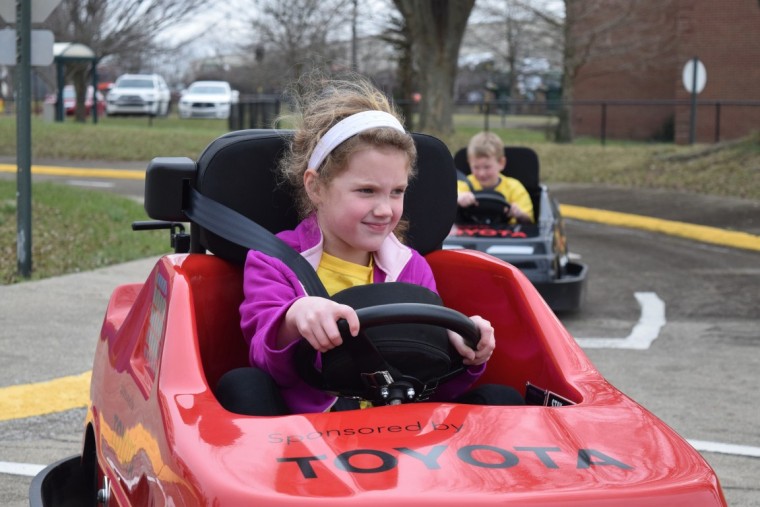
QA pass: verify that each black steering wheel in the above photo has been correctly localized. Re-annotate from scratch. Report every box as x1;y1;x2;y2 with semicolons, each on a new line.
334;303;480;405
337;303;480;348
459;190;511;225
298;301;480;405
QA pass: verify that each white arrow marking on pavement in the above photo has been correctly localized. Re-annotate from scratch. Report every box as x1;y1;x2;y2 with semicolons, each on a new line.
576;292;666;350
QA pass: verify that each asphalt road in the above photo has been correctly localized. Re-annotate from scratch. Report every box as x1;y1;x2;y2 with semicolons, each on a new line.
1;164;758;506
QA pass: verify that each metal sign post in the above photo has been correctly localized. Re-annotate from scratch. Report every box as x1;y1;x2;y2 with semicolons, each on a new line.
0;0;62;277
16;0;33;278
682;57;707;145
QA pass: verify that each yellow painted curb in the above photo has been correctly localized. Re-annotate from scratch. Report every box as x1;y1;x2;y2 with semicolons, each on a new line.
0;163;145;180
0;371;91;421
3;162;757;253
561;204;760;253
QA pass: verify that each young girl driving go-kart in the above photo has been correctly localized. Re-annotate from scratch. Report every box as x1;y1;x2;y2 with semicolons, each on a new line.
216;75;523;415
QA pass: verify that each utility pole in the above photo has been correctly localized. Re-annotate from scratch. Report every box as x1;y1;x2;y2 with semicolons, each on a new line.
16;0;32;277
351;0;358;71
0;0;60;277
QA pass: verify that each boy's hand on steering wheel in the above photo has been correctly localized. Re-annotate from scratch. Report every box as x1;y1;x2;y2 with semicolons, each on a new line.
286;297;360;353
507;203;531;223
457;191;477;207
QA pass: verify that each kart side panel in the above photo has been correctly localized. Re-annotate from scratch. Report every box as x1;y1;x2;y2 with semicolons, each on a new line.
90;256;203;505
427;249;586;399
533;261;588;313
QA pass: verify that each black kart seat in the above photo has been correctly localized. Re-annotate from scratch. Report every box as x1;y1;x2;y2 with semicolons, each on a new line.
144;129;459;264
144;128;466;407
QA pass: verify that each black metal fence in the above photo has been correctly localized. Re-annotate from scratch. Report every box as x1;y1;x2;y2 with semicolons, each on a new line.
227;96;760;145
228;96;282;131
452;99;760;145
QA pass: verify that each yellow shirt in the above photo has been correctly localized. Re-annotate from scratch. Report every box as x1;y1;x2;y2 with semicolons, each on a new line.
457;174;535;223
316;252;374;296
317;252;375;410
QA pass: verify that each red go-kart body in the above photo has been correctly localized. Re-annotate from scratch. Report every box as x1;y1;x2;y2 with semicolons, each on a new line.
45;251;721;506
30;130;725;506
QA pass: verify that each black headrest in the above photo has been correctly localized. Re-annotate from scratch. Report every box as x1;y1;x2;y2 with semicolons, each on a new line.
195;129;457;264
453;146;540;191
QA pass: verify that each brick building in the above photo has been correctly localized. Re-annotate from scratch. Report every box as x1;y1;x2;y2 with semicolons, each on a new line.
570;0;760;143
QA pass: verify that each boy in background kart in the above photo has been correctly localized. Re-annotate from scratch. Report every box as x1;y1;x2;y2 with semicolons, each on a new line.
456;131;535;225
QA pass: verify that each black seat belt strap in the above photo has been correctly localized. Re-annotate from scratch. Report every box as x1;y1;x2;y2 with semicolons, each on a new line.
182;182;329;298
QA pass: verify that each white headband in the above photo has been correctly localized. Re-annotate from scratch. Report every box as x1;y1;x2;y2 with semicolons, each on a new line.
307;110;406;171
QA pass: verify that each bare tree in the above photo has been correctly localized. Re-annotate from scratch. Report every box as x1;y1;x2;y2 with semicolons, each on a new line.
392;0;475;137
553;0;635;142
462;0;563;113
44;0;205;122
528;0;677;142
377;12;416;130
243;0;354;91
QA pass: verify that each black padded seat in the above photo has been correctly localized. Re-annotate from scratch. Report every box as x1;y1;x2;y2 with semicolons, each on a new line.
193;129;458;265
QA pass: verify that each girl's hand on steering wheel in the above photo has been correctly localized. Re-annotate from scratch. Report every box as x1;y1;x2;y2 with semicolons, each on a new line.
448;315;495;366
282;297;360;352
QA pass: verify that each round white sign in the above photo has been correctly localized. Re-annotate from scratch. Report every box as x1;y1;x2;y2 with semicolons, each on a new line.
682;59;707;94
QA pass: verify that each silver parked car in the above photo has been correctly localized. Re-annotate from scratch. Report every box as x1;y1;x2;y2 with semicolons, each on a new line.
105;73;171;116
178;80;238;119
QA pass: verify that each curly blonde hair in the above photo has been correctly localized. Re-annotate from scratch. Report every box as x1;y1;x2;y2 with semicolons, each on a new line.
278;73;417;220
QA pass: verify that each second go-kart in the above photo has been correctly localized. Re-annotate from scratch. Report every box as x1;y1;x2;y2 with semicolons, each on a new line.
30;130;725;506
445;146;588;312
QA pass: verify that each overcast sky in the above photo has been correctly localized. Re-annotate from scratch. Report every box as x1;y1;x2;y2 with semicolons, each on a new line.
160;0;393;59
154;0;564;85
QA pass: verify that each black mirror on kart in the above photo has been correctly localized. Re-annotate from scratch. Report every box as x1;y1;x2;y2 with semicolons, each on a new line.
295;283;479;406
132;220;190;253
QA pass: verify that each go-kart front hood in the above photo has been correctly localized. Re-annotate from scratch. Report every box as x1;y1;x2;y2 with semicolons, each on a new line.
164;392;723;505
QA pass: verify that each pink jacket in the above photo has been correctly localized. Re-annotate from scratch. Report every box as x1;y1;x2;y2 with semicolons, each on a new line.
239;214;484;413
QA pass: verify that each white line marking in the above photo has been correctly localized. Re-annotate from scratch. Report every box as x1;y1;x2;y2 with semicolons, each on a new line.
688;440;760;458
576;292;666;349
67;179;115;188
0;461;45;477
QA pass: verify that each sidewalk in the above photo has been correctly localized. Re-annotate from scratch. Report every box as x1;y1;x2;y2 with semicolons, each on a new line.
0;257;160;385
